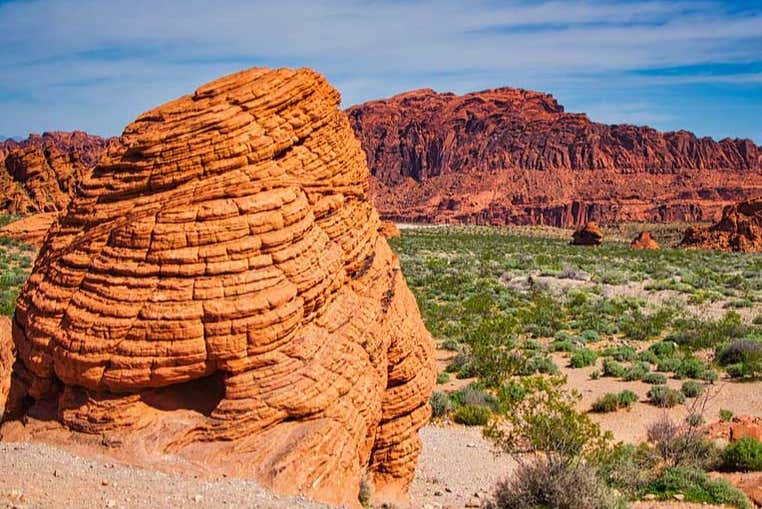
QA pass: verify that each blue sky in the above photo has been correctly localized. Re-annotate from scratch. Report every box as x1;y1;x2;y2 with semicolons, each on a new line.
0;0;760;142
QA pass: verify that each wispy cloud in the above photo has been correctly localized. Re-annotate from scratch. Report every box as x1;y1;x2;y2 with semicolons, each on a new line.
0;0;760;142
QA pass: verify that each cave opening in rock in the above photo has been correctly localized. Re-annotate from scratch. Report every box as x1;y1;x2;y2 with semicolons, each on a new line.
140;371;226;417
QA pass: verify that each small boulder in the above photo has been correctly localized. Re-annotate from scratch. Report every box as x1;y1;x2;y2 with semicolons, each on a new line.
379;221;401;238
630;231;659;250
571;222;603;246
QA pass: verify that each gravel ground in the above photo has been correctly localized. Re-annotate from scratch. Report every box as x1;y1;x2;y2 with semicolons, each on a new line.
0;442;330;509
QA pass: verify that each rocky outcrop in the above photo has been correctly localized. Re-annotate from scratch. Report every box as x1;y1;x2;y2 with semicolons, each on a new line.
379;221;401;238
705;415;762;442
1;68;435;508
0;213;58;247
571;222;603;246
630;232;660;250
0;132;111;215
347;88;762;227
681;198;762;252
0;317;11;418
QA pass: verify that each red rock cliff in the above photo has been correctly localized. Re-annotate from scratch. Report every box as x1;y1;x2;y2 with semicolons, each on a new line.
0;131;112;214
347;88;762;226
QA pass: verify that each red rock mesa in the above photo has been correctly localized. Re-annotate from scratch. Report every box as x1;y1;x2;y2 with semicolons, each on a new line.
1;68;435;508
347;88;762;227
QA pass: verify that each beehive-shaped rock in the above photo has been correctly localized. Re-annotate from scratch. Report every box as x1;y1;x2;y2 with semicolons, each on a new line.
570;221;603;246
630;231;659;250
3;68;435;508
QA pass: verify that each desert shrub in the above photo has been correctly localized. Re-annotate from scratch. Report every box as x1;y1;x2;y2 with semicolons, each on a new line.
699;369;719;382
445;351;470;373
649;340;677;358
681;380;703;398
551;339;575;352
358;474;372;508
591;393;621;413
656;357;682;372
591;390;638;413
520;291;567;338
722;438;762;472
716;339;762;379
753;314;762;325
720;409;734;422
620;307;673;341
519;354;559;376
497;380;528;408
590;369;600;380
602;359;627;378
674;357;706;379
436;372;450;384
647;415;721;469
580;329;600;342
429;391;453;417
452;404;491;426
643;466;751;509
637;350;659;365
570;348;598;368
647;386;685;407
623;362;651;381
603;345;637;362
642;372;667;385
669;311;748;350
486;458;624;509
596;442;659;496
450;384;498;410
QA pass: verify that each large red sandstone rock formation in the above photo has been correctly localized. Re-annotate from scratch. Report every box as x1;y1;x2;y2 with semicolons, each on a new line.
571;222;603;246
0;212;58;247
347;88;762;226
0;68;435;508
0;131;111;214
681;198;762;252
630;231;660;250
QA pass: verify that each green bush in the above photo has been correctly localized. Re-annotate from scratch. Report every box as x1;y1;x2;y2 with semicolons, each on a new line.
681;380;704;398
720;409;734;422
643;466;751;509
623;362;651;381
602;359;627;378
591;390;638;413
603;345;637;362
722;438;762;472
637;350;659;365
436;372;450;384
453;404;492;426
430;391;453;417
441;338;461;351
580;329;601;342
675;357;706;379
649;340;677;358
642;372;667;385
551;339;575;352
656;357;681;373
647;386;685;408
570;348;598;368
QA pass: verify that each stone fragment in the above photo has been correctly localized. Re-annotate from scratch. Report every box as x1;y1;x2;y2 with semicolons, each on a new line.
1;67;435;508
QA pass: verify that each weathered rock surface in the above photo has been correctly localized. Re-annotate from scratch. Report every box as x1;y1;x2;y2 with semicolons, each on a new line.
0;212;58;247
681;198;762;252
0;131;111;215
1;67;435;508
571;222;603;246
347;88;762;226
630;231;660;250
705;415;762;442
0;317;12;417
379;221;401;238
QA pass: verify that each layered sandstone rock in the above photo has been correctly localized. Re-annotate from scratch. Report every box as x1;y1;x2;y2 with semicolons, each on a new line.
1;68;434;508
0;317;11;417
681;198;762;252
0;132;110;215
0;213;58;247
347;88;762;227
571;222;603;246
630;231;659;250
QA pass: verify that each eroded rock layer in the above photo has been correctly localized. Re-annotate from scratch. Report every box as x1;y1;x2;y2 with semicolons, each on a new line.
347;88;762;226
681;199;762;252
630;232;660;250
2;68;434;508
0;213;58;247
0;132;111;215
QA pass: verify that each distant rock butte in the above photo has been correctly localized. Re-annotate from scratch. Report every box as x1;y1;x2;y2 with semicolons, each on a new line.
0;131;112;215
630;231;660;250
681;198;762;252
347;87;762;227
0;67;435;508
